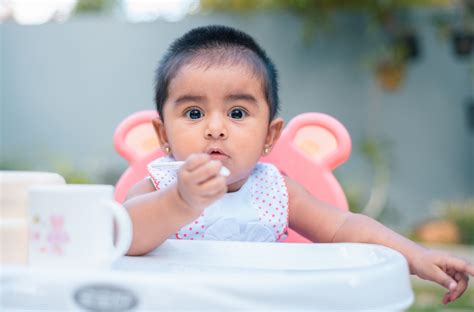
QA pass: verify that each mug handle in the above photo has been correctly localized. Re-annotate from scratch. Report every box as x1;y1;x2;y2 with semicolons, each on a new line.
101;199;133;263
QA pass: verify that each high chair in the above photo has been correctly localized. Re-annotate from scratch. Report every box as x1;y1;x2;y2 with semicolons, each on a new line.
114;110;351;243
1;117;415;311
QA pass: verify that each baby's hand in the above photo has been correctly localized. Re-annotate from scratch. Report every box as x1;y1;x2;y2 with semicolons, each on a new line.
176;153;228;214
410;249;474;304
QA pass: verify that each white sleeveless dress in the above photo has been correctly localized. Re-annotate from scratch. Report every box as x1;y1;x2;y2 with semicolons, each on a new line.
147;156;289;242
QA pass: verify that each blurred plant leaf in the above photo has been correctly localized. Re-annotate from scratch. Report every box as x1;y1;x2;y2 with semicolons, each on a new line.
435;199;474;245
0;158;33;171
74;0;115;14
50;158;91;184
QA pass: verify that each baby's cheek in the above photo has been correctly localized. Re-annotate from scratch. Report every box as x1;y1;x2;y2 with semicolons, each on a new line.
170;142;198;160
227;166;252;183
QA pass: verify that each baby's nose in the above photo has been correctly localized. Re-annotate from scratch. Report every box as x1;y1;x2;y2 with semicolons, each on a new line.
205;114;228;139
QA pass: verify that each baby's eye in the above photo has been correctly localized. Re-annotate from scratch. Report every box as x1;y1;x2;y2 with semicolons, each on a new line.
185;108;203;120
228;108;247;119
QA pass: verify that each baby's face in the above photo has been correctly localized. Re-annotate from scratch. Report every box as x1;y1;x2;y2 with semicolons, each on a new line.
160;63;279;191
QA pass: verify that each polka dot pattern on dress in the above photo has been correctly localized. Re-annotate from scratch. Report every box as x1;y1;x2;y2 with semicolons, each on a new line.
251;163;289;242
148;157;207;240
147;157;289;242
148;160;176;190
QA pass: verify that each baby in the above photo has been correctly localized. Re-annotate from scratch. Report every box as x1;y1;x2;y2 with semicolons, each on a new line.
124;25;473;304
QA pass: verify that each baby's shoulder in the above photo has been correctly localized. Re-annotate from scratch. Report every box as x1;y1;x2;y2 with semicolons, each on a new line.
280;174;312;205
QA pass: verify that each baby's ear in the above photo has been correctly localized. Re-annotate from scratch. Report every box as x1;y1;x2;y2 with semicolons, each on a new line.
265;117;284;151
114;111;160;164
284;113;351;169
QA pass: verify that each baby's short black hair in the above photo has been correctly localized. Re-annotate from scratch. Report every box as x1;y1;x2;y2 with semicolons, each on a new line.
154;25;279;121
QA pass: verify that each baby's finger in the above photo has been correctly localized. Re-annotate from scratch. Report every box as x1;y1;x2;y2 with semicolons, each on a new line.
466;263;474;276
443;292;450;305
192;160;223;184
446;257;474;276
442;268;456;304
431;266;458;291
200;175;227;197
449;272;469;302
182;153;210;172
446;268;455;277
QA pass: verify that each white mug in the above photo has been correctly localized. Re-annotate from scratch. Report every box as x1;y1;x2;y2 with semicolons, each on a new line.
28;184;133;268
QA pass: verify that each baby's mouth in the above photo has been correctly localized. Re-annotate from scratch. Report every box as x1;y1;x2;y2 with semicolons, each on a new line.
207;148;229;161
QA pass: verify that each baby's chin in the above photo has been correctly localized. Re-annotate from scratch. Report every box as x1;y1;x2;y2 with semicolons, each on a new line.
226;175;250;193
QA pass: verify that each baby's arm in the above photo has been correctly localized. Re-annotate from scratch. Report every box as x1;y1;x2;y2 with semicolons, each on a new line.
124;154;227;255
286;176;474;304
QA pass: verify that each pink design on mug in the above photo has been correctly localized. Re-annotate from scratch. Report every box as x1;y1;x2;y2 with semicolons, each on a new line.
47;215;70;255
31;231;41;241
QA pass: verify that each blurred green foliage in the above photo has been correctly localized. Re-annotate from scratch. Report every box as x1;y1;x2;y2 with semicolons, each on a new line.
0;158;33;171
360;138;392;169
74;0;115;14
410;280;474;311
340;138;394;222
340;181;364;213
200;0;452;36
51;160;91;184
0;157;92;185
439;200;474;245
200;0;452;15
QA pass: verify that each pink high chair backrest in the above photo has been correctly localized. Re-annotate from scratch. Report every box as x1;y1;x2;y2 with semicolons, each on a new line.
114;110;351;243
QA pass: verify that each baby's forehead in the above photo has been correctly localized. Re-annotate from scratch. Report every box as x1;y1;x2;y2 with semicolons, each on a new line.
178;60;262;80
170;58;267;94
180;51;266;80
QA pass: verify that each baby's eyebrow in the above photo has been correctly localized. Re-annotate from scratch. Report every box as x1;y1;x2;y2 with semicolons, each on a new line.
225;93;258;105
174;95;205;105
174;93;258;106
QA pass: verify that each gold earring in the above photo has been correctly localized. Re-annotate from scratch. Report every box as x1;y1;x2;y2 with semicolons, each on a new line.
164;145;171;154
264;145;270;155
